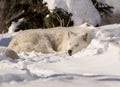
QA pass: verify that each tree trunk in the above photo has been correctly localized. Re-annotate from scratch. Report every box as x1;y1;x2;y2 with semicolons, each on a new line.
0;0;7;33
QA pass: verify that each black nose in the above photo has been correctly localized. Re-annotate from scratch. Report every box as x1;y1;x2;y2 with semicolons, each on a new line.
68;50;72;56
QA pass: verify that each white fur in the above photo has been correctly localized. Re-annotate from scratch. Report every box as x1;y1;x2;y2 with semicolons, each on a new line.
0;46;19;59
8;27;92;55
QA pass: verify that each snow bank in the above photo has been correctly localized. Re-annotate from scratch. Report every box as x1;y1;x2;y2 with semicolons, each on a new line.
0;24;120;87
44;0;101;26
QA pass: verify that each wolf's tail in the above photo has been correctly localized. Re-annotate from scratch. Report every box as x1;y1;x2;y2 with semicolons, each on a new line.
0;46;19;59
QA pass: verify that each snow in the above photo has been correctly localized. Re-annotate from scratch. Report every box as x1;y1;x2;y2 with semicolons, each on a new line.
44;0;101;26
8;18;24;33
1;0;120;87
0;24;120;87
97;0;105;3
105;0;120;14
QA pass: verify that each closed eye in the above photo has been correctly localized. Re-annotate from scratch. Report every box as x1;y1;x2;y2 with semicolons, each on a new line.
75;44;79;47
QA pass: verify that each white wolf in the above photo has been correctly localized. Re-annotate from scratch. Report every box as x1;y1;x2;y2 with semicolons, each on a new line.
8;27;92;55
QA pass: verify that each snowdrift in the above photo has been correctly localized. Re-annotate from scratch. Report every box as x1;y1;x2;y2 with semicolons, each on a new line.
0;24;120;87
44;0;101;26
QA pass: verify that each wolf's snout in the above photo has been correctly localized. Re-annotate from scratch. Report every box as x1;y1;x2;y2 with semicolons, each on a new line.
68;50;72;56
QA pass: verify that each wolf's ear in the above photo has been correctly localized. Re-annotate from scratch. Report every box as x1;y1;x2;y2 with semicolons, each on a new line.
68;32;71;39
68;31;77;38
68;31;77;39
82;33;88;41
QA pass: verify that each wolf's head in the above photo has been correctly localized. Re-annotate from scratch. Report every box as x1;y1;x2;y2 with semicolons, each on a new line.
67;31;90;56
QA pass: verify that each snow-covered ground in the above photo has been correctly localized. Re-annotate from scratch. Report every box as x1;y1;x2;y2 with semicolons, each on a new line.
0;24;120;87
1;0;120;87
